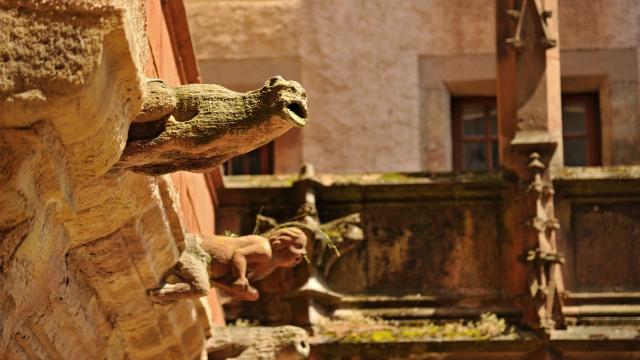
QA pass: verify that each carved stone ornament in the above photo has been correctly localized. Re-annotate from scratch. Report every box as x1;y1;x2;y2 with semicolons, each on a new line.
148;228;308;303
206;325;309;360
522;152;565;331
117;76;308;175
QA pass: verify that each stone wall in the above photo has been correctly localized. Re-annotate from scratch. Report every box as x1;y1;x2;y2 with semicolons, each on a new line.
0;1;212;358
216;173;513;300
185;0;640;173
554;167;640;293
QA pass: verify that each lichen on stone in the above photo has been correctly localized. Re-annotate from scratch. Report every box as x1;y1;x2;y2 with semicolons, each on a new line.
315;312;512;343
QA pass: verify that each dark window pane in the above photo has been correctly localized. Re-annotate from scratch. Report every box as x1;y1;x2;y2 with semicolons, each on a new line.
248;148;261;172
228;149;261;174
488;109;497;135
226;144;273;175
228;160;241;175
462;103;485;136
562;105;586;134
564;138;588;166
491;141;500;169
463;142;487;171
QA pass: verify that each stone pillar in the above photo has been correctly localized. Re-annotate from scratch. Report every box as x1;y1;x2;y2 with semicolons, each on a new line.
496;0;565;332
497;0;563;175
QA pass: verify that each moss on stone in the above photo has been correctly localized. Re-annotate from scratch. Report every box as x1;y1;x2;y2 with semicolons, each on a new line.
315;313;512;344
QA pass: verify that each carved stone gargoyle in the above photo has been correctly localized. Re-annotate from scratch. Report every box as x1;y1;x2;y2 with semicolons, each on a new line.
117;76;308;175
206;325;309;360
148;227;308;303
230;165;365;325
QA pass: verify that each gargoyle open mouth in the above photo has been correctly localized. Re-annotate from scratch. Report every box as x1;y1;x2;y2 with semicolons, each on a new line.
284;101;308;126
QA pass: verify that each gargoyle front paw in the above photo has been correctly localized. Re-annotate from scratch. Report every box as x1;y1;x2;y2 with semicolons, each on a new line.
232;277;250;290
230;279;259;301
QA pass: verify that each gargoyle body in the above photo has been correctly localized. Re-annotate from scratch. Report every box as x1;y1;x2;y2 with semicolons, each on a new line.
149;228;308;303
118;76;308;175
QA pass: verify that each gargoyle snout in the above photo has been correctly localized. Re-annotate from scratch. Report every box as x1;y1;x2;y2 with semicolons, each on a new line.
295;339;310;358
285;101;308;124
264;76;309;127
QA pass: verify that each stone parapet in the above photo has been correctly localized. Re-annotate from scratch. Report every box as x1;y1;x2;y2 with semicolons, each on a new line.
217;169;640;358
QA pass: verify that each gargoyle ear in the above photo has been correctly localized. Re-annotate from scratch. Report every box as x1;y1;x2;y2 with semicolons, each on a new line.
268;76;284;86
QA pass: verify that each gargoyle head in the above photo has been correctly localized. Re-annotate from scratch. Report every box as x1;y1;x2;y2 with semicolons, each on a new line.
116;76;308;175
267;227;308;268
261;75;308;127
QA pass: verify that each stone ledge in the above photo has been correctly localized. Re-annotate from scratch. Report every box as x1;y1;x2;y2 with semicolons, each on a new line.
219;172;507;208
554;166;640;181
224;171;505;188
554;166;640;198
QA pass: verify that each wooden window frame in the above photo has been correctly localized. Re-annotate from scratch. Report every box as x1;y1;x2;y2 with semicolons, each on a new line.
451;97;499;172
224;142;274;175
452;94;602;170
561;93;602;166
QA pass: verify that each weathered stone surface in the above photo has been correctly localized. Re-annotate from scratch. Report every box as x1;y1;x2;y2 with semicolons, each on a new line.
555;168;640;295
0;203;106;360
63;173;158;247
157;175;188;249
0;1;212;358
217;170;640;357
206;325;310;360
0;0;143;166
0;122;71;231
344;201;505;296
216;172;516;330
68;214;206;359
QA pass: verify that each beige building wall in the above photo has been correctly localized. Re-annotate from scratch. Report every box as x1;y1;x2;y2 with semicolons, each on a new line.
185;0;640;173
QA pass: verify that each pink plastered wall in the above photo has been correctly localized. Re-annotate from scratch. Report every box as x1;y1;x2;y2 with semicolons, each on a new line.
146;0;225;326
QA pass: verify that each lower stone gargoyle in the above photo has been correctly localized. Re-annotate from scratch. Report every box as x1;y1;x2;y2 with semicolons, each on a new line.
148;228;308;303
206;325;310;360
117;76;308;175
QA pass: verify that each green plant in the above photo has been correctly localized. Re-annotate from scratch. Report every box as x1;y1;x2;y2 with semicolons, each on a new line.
224;230;238;237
